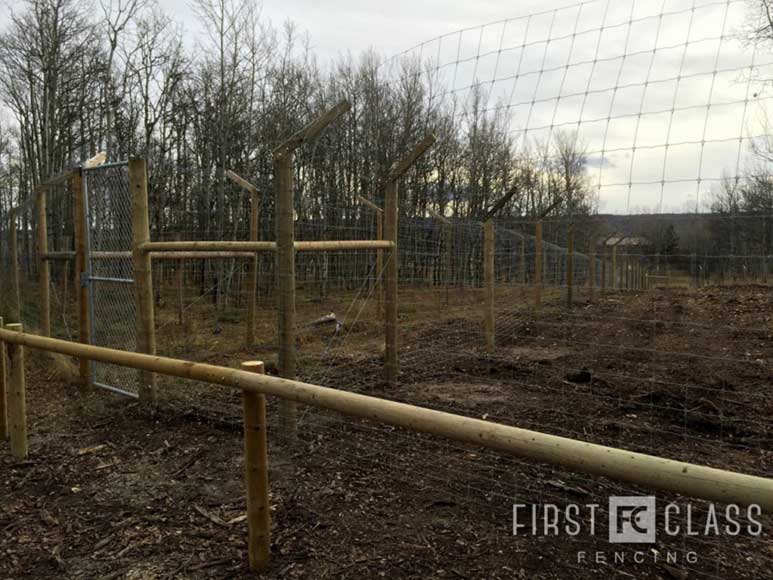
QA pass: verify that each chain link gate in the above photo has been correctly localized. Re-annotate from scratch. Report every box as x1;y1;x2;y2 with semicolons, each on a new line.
83;162;139;398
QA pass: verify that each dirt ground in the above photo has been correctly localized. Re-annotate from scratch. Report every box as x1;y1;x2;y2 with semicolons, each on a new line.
1;285;771;579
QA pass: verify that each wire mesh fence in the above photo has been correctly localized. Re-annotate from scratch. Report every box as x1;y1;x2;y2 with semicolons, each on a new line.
1;0;772;576
84;162;138;397
45;180;79;343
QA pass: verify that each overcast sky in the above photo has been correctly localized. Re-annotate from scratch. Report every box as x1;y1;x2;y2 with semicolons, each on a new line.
156;0;773;213
1;0;769;213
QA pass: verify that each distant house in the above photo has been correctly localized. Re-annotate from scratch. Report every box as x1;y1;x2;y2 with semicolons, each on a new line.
604;236;651;247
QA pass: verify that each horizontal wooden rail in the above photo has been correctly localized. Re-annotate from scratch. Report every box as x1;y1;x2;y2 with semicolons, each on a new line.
294;240;393;251
0;328;770;510
43;251;257;260
42;251;76;260
140;240;394;253
148;251;256;260
142;241;277;252
44;241;396;262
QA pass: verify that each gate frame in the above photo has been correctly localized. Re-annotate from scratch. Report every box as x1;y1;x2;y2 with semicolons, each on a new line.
82;160;139;399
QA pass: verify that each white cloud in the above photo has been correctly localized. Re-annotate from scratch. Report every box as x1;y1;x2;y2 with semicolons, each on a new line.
4;0;769;213
371;0;767;213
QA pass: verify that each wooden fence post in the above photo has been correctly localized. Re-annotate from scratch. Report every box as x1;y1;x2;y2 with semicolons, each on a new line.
8;208;21;324
71;169;91;391
427;208;453;312
272;101;351;432
588;238;596;303
483;220;495;353
384;179;399;387
6;323;27;459
567;223;574;308
241;361;271;572
0;316;6;441
384;134;436;388
621;252;626;290
224;170;262;346
129;159;157;406
611;245;618;290
427;208;451;309
519;239;526;288
534;220;543;309
624;252;630;290
176;260;184;326
36;190;51;336
601;244;607;296
175;234;185;327
377;210;384;314
247;189;260;347
274;152;297;436
355;195;385;313
442;221;451;306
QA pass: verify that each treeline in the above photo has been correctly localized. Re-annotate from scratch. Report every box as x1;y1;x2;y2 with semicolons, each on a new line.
1;0;772;303
0;0;599;243
705;172;773;259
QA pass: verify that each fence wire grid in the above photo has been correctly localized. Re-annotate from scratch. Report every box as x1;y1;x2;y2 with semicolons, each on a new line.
84;162;138;397
1;1;772;578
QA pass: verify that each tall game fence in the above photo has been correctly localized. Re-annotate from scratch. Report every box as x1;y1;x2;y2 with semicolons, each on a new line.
0;0;772;577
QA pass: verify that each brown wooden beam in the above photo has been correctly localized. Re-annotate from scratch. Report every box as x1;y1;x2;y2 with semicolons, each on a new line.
2;327;770;511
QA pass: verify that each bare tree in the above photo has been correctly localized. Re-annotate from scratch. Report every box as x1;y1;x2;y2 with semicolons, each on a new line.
100;0;147;160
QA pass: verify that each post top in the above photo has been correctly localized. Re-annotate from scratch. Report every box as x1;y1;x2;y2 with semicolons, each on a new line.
241;361;265;371
273;100;351;159
356;195;383;213
388;133;437;181
427;207;450;225
226;170;259;195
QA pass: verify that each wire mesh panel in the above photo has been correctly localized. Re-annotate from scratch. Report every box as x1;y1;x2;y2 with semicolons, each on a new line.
84;162;138;398
1;195;37;327
45;180;77;342
2;0;768;574
0;207;13;320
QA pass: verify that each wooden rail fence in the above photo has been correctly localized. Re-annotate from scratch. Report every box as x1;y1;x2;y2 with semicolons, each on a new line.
1;326;772;573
